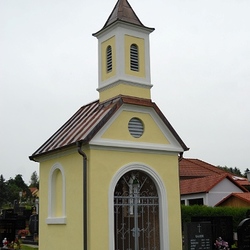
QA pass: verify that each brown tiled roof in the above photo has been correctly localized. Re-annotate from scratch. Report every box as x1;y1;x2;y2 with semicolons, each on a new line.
179;158;226;179
30;96;188;160
233;177;250;187
180;174;247;195
93;0;154;36
215;193;250;206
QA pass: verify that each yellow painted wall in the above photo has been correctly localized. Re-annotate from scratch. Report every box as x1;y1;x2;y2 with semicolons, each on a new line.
38;151;84;250
88;149;182;250
99;83;151;102
38;146;182;250
102;110;169;144
54;169;62;217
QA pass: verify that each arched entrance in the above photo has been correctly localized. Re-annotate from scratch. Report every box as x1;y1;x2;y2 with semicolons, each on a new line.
114;170;160;250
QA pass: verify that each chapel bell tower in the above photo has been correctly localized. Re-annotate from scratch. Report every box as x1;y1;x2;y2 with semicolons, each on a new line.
93;0;155;103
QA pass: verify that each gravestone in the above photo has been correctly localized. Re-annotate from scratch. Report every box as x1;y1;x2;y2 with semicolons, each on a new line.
184;222;212;250
0;219;16;245
237;218;250;250
1;209;15;219
192;216;233;247
0;209;26;244
29;214;39;235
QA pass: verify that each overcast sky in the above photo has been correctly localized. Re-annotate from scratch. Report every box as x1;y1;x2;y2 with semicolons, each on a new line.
1;0;250;184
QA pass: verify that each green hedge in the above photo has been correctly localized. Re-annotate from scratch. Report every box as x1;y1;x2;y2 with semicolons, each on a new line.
181;205;249;231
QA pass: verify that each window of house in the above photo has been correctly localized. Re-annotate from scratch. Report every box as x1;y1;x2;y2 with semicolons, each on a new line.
188;198;204;206
106;45;112;73
130;44;139;71
46;163;66;224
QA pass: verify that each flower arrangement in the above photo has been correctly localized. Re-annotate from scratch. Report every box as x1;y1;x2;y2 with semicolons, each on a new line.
18;229;29;238
8;238;21;249
214;237;230;250
2;237;21;250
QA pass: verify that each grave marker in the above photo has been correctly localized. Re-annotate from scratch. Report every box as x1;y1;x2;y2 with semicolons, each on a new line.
237;218;250;250
192;216;233;247
184;222;212;250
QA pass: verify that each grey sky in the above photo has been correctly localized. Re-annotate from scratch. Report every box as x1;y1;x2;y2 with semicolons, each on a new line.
1;0;250;183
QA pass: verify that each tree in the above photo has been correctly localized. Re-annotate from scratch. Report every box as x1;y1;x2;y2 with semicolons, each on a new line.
6;174;31;204
30;171;39;188
217;165;243;177
0;175;7;208
244;168;250;178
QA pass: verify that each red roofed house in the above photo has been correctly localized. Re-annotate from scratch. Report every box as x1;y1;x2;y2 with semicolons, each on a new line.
179;158;249;206
215;193;250;207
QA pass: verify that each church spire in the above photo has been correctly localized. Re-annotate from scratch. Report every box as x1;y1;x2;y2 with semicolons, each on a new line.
94;0;154;36
93;0;154;103
104;0;144;28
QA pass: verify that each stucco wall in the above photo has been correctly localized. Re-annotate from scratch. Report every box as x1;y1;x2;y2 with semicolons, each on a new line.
38;147;183;250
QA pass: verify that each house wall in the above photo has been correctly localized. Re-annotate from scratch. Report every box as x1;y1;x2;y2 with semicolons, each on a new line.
181;193;207;205
88;148;183;250
208;178;244;206
38;147;183;250
181;179;244;207
217;197;250;207
38;150;84;250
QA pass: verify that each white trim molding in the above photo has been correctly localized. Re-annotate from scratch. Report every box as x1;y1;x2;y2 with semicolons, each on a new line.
108;163;169;250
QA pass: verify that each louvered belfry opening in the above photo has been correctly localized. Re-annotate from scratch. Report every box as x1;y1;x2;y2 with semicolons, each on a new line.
114;170;160;250
130;44;139;71
107;45;113;73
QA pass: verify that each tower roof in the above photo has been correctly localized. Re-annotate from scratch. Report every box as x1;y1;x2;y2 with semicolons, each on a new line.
93;0;154;36
105;0;143;27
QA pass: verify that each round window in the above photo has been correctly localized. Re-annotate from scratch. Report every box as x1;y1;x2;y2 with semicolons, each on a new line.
128;117;144;138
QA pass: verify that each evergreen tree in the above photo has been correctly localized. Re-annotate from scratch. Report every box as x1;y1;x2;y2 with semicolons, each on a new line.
0;175;7;208
244;168;250;178
217;165;243;177
30;171;39;188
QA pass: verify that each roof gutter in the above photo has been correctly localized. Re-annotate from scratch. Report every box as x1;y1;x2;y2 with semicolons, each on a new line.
77;141;88;250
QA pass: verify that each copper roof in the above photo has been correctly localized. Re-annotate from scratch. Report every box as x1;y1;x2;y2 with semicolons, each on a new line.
93;0;154;36
180;174;248;195
30;96;188;161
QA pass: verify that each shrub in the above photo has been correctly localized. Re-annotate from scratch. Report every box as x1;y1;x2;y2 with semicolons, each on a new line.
181;205;249;231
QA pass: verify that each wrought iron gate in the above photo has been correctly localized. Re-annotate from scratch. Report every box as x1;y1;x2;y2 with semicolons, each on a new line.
114;171;160;250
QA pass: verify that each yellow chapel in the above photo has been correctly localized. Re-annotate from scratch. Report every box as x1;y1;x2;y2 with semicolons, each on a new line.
30;0;189;249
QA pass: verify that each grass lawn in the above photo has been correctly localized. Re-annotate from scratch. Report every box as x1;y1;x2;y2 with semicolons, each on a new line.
21;245;38;250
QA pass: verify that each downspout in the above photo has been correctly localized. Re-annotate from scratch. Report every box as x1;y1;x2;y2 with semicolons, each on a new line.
77;141;88;250
178;152;183;162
